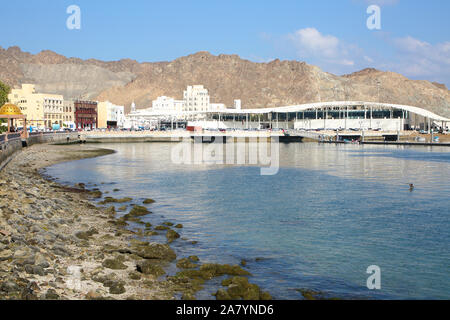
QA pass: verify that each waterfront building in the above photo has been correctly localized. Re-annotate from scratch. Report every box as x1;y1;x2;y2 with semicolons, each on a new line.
98;101;125;129
210;103;226;111
63;100;75;129
74;100;98;130
8;84;64;128
183;85;210;112
152;96;184;112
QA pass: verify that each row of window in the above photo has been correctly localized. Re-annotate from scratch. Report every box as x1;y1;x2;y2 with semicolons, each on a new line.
44;99;63;105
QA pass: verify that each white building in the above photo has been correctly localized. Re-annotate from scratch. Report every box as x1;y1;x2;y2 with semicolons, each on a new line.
234;99;241;110
183;85;210;112
98;101;125;128
210;103;226;111
152;96;185;112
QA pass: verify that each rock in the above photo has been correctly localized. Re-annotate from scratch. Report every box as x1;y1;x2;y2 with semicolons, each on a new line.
99;197;132;205
143;198;155;204
155;225;169;231
51;245;69;256
241;259;247;266
0;249;13;261
0;281;20;293
174;224;183;229
102;258;127;270
189;256;200;262
117;205;127;212
221;277;272;300
85;290;103;300
214;289;232;300
105;206;116;215
131;243;176;261
295;288;327;300
176;258;198;269
108;281;126;295
24;264;46;276
129;271;142;280
123;205;151;220
163;222;174;226
44;289;60;300
136;261;165;277
166;229;180;243
199;264;251;277
75;228;98;240
90;190;102;199
35;253;50;268
181;292;196;300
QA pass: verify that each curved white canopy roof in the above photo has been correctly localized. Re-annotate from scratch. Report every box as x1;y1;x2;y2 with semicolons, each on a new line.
129;101;450;122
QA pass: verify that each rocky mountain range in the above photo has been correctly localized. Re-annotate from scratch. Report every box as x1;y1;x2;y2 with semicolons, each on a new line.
1;45;449;117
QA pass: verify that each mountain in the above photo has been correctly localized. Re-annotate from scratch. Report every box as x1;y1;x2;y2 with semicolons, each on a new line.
1;46;449;117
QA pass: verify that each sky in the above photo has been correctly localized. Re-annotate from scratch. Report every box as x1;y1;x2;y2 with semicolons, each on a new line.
0;0;449;86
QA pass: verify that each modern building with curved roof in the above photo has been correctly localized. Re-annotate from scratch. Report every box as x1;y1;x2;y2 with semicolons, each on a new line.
128;101;449;132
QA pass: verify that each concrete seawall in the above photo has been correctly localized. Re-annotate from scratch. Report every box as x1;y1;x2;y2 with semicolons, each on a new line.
0;132;79;171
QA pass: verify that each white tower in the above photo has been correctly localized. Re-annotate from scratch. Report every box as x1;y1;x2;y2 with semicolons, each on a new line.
131;101;136;113
234;99;241;110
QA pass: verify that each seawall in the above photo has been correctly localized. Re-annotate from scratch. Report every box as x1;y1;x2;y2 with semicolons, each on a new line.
0;132;79;171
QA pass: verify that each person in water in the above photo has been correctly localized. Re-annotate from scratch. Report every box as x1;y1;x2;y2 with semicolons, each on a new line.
409;184;414;191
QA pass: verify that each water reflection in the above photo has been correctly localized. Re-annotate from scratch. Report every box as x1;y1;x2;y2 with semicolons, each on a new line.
45;142;450;299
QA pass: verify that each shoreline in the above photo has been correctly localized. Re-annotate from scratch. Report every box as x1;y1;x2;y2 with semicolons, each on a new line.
0;143;272;300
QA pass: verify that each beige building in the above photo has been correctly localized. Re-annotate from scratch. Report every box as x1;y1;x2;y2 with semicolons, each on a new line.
98;101;125;128
183;85;210;112
63;100;75;128
8;84;64;128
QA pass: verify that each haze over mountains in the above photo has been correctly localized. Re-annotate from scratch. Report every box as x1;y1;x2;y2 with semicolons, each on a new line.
1;46;449;117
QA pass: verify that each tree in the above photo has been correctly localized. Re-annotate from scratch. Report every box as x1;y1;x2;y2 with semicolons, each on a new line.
0;80;10;107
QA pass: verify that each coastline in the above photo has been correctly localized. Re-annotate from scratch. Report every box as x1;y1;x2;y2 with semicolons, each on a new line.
0;143;271;300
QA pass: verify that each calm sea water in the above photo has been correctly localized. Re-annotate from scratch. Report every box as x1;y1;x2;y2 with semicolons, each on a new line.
44;142;450;300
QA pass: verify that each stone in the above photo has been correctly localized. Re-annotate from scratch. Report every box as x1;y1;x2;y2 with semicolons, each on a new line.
85;290;103;300
136;261;165;277
131;243;176;261
176;258;198;269
142;198;155;204
99;197;132;204
44;289;60;300
24;264;46;276
0;281;20;293
123;205;151;220
129;271;142;280
220;276;272;300
166;229;180;243
102;258;127;270
109;281;126;295
199;264;251;277
214;289;232;300
35;253;50;268
155;225;169;231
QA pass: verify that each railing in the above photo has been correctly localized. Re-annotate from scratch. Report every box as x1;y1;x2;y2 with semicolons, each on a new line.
6;133;21;140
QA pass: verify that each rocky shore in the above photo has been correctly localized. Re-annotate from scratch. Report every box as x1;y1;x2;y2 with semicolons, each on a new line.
0;143;271;300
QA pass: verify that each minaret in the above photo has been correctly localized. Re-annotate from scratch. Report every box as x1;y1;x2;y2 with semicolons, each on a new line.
131;101;136;113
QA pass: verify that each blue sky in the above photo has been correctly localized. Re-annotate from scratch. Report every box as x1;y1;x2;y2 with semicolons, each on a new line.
1;0;449;86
